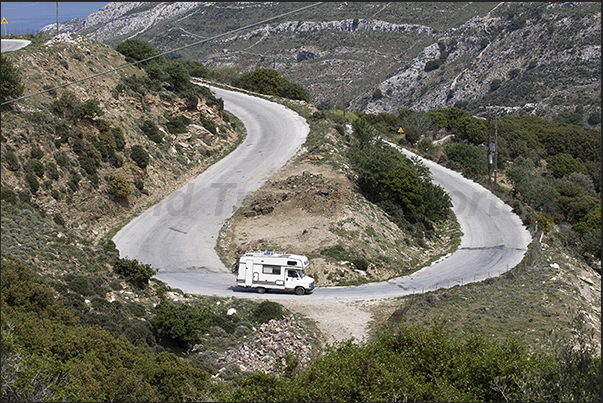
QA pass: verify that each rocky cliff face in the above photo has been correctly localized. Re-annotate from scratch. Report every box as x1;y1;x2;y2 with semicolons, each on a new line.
43;2;601;123
42;2;200;41
362;3;601;120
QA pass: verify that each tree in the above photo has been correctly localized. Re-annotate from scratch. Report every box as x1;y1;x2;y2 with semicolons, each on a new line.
165;60;191;93
279;80;311;102
385;162;426;221
140;119;162;143
454;114;487;145
152;301;211;346
237;68;284;96
444;142;487;179
351;117;378;149
1;54;25;106
113;258;157;289
547;153;588;178
404;125;421;145
115;38;163;65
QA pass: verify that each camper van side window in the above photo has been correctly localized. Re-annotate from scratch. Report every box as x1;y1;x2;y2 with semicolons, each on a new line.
262;265;281;275
287;260;298;266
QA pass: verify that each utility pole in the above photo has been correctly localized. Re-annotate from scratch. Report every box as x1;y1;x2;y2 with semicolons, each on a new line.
56;2;59;37
342;81;346;126
487;107;492;186
485;105;499;186
338;78;352;127
494;112;498;184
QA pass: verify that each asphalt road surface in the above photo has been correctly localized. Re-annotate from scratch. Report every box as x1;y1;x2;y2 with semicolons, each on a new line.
113;86;310;294
113;86;532;300
1;39;31;53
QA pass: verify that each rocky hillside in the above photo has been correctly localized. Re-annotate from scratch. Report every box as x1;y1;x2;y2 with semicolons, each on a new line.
1;33;241;246
43;2;601;124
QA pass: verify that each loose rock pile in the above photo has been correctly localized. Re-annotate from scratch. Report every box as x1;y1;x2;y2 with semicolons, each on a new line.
242;171;346;217
217;314;314;376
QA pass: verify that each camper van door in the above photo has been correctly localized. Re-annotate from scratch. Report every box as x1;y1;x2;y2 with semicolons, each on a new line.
244;259;254;286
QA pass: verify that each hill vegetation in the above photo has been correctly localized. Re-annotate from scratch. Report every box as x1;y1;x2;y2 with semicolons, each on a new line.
1;34;600;401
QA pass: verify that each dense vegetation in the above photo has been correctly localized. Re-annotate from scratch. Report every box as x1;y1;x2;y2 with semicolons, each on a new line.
346;117;451;241
355;106;601;263
231;67;311;102
220;318;600;402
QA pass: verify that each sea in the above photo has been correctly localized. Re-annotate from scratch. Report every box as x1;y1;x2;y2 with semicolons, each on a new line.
1;2;109;35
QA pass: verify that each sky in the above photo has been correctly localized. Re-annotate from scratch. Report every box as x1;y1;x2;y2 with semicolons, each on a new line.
1;2;109;35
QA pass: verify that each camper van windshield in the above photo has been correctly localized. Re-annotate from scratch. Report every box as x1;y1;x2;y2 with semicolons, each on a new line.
298;270;305;278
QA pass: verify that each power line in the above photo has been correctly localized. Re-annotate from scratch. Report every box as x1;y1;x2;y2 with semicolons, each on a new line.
1;2;326;106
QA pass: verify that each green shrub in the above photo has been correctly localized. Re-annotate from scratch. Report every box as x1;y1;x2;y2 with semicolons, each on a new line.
73;98;103;120
25;172;39;194
54;151;69;168
4;149;21;171
30;146;44;160
108;175;131;199
112;127;126;150
53;212;65;227
1;186;17;203
321;244;350;261
165;115;191;134
140;119;162;143
424;59;441;72
253;300;284;324
134;178;144;191
46;161;60;180
444;142;487;179
490;79;502;92
67;274;95;296
98;128;117;150
1;53;24;105
115;38;163;64
351;256;369;271
547;153;588;178
587;111;600;126
152;300;211;346
113;257;157;289
25;159;45;178
130;145;149;169
404;126;421;145
183;91;199;110
199;115;217;135
78;155;97;176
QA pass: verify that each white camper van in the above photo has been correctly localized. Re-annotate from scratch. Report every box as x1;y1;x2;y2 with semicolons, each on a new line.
235;251;315;295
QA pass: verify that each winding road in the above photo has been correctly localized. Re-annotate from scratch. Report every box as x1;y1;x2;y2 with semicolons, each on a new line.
113;86;532;301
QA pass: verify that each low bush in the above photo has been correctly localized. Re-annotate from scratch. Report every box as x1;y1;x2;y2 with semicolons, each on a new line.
25;159;45;178
253;300;284;324
108;175;131;199
130;145;149;169
113;257;157;289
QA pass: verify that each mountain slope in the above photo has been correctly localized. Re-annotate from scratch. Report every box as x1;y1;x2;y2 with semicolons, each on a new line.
44;2;601;125
1;33;241;246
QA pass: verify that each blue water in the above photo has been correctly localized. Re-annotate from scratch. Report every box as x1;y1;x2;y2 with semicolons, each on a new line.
1;2;109;35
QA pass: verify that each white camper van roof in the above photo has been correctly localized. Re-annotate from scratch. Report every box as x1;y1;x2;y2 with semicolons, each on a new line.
241;251;309;267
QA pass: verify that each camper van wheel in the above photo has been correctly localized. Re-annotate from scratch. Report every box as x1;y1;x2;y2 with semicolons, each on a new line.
256;287;266;294
295;287;306;296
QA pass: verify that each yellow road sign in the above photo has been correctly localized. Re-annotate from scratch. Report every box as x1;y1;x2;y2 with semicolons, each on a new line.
398;127;404;133
1;18;8;24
